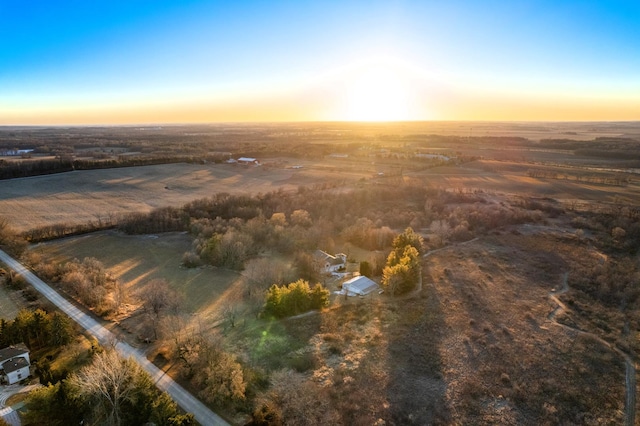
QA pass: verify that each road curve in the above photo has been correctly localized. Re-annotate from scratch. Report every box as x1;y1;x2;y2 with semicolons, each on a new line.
0;249;229;426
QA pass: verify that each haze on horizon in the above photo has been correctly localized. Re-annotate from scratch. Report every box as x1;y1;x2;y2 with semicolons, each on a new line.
1;1;639;125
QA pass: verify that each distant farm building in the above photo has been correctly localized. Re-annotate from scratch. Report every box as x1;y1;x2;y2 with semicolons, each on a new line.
313;250;347;274
237;157;260;165
341;275;380;297
0;149;34;156
0;344;30;385
415;153;452;161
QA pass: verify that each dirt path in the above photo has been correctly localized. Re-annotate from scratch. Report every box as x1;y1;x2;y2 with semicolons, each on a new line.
412;238;479;298
548;272;636;426
422;237;480;260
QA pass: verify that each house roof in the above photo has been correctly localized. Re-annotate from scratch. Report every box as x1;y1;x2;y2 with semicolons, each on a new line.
313;250;344;266
0;344;28;364
237;157;257;162
1;356;28;374
343;276;380;296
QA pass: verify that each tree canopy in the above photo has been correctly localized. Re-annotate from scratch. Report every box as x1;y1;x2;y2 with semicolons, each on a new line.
264;279;329;318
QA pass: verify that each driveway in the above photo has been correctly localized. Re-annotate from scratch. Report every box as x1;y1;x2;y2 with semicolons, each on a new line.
0;383;40;426
0;249;229;426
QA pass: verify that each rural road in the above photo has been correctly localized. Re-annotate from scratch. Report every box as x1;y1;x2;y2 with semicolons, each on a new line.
0;249;229;426
548;272;636;426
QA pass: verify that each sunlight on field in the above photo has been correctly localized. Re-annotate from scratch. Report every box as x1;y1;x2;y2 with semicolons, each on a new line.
0;164;304;232
32;231;241;313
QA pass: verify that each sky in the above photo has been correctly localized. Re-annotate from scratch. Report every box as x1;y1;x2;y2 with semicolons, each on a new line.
1;0;639;125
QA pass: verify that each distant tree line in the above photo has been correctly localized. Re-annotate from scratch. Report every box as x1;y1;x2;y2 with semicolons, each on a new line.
0;158;73;179
0;154;231;180
527;169;629;186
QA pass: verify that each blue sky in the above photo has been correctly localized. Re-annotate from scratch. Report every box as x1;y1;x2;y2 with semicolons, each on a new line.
1;1;639;124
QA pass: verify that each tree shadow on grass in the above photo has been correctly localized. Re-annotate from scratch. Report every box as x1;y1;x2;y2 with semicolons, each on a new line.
385;292;450;424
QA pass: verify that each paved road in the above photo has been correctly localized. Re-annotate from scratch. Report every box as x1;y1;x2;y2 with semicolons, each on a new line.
0;249;229;426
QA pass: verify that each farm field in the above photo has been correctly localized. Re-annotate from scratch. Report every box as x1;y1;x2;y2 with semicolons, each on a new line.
3;153;640;235
0;161;373;232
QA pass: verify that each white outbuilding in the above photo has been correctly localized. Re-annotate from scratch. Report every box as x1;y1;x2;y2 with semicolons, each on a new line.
342;275;380;297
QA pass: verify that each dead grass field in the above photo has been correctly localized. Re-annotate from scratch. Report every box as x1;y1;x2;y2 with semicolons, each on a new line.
409;160;640;205
243;227;627;424
31;231;242;316
0;162;374;232
424;232;627;423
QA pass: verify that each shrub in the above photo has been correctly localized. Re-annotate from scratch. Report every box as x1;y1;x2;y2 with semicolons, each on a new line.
181;251;201;268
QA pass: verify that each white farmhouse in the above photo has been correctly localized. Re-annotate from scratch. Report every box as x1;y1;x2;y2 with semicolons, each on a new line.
313;250;347;274
0;344;30;385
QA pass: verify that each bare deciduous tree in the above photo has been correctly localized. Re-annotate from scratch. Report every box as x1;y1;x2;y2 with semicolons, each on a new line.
141;279;181;340
68;350;140;426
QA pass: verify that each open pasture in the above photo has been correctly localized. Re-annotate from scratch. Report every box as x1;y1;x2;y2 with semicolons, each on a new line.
32;231;242;315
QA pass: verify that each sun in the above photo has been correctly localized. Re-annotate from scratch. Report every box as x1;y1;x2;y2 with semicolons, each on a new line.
336;60;423;121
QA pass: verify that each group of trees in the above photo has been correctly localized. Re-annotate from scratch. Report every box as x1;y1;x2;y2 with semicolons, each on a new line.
24;349;194;426
169;325;247;409
0;308;72;351
571;258;640;311
382;228;424;296
113;183;551;277
34;257;125;316
264;280;330;318
0;218;27;256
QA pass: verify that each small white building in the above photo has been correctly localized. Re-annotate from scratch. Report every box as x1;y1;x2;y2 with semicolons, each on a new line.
313;250;347;274
342;275;380;297
237;157;260;165
0;344;30;385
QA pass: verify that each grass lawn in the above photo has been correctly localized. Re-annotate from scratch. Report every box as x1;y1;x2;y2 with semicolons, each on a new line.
0;280;20;320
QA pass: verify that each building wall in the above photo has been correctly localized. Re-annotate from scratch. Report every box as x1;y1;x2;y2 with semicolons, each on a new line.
6;366;29;384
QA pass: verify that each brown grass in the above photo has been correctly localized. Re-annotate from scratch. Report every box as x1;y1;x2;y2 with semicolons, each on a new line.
0;162;373;232
31;231;242;316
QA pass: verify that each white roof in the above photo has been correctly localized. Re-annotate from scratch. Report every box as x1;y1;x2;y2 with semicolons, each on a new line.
343;276;380;296
238;157;257;162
